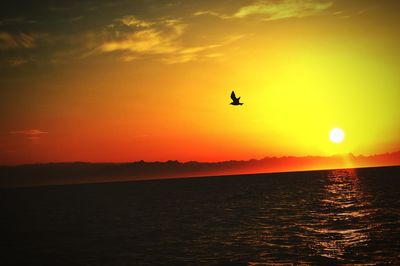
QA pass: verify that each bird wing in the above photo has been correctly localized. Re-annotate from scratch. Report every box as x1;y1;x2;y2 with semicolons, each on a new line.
231;91;237;101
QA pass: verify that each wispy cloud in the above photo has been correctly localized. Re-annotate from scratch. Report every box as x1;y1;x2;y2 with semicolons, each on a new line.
48;6;71;12
99;16;185;55
0;32;49;67
0;32;38;49
193;11;232;19
17;33;36;48
0;32;19;49
162;35;243;64
234;0;333;20
10;129;48;135
8;129;48;143
98;15;242;64
194;0;333;21
7;57;29;67
67;16;84;22
116;15;155;28
0;12;244;66
0;17;39;26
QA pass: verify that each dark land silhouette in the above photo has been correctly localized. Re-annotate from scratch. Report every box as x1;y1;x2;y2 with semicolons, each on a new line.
0;151;399;187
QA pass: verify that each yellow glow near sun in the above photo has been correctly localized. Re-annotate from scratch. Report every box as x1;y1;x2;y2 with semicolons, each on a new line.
329;128;345;144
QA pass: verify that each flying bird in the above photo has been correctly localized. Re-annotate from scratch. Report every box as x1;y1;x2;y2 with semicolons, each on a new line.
230;91;243;105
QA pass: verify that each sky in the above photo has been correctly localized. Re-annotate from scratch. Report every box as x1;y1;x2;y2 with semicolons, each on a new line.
0;0;399;165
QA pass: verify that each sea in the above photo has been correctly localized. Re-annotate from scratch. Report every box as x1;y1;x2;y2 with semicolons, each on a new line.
1;166;400;265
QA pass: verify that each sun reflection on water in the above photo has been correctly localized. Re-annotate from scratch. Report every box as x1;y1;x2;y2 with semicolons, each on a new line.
247;168;396;265
312;168;376;260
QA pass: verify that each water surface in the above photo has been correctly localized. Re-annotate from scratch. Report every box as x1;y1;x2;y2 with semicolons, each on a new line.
1;166;399;265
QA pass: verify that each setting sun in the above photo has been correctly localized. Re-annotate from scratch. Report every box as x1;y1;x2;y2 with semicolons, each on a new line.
329;128;345;144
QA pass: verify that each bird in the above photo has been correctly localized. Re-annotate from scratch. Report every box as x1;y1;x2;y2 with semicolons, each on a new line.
230;90;243;105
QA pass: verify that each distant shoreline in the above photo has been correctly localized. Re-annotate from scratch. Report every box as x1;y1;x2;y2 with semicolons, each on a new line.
1;158;399;188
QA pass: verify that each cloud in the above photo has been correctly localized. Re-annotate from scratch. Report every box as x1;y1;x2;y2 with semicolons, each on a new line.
0;14;243;66
0;32;19;49
0;17;39;26
17;33;36;48
67;16;84;22
194;0;333;21
0;32;49;67
8;129;47;143
162;35;244;64
193;11;232;19
234;0;333;20
116;15;155;28
48;6;71;12
98;16;243;64
7;57;29;67
100;28;179;54
0;32;37;49
10;129;48;135
99;16;185;56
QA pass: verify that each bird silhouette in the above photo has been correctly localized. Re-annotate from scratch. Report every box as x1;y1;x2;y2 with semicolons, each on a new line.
230;91;243;105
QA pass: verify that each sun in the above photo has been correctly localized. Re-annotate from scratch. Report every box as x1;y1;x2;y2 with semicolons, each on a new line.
329;128;345;143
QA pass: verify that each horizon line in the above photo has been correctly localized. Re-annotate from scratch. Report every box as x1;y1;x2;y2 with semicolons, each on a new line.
2;150;399;167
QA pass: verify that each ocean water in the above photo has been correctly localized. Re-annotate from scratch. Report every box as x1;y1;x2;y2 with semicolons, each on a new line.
1;166;400;265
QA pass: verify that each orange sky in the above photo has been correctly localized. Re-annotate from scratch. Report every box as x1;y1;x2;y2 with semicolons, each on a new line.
0;0;399;165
